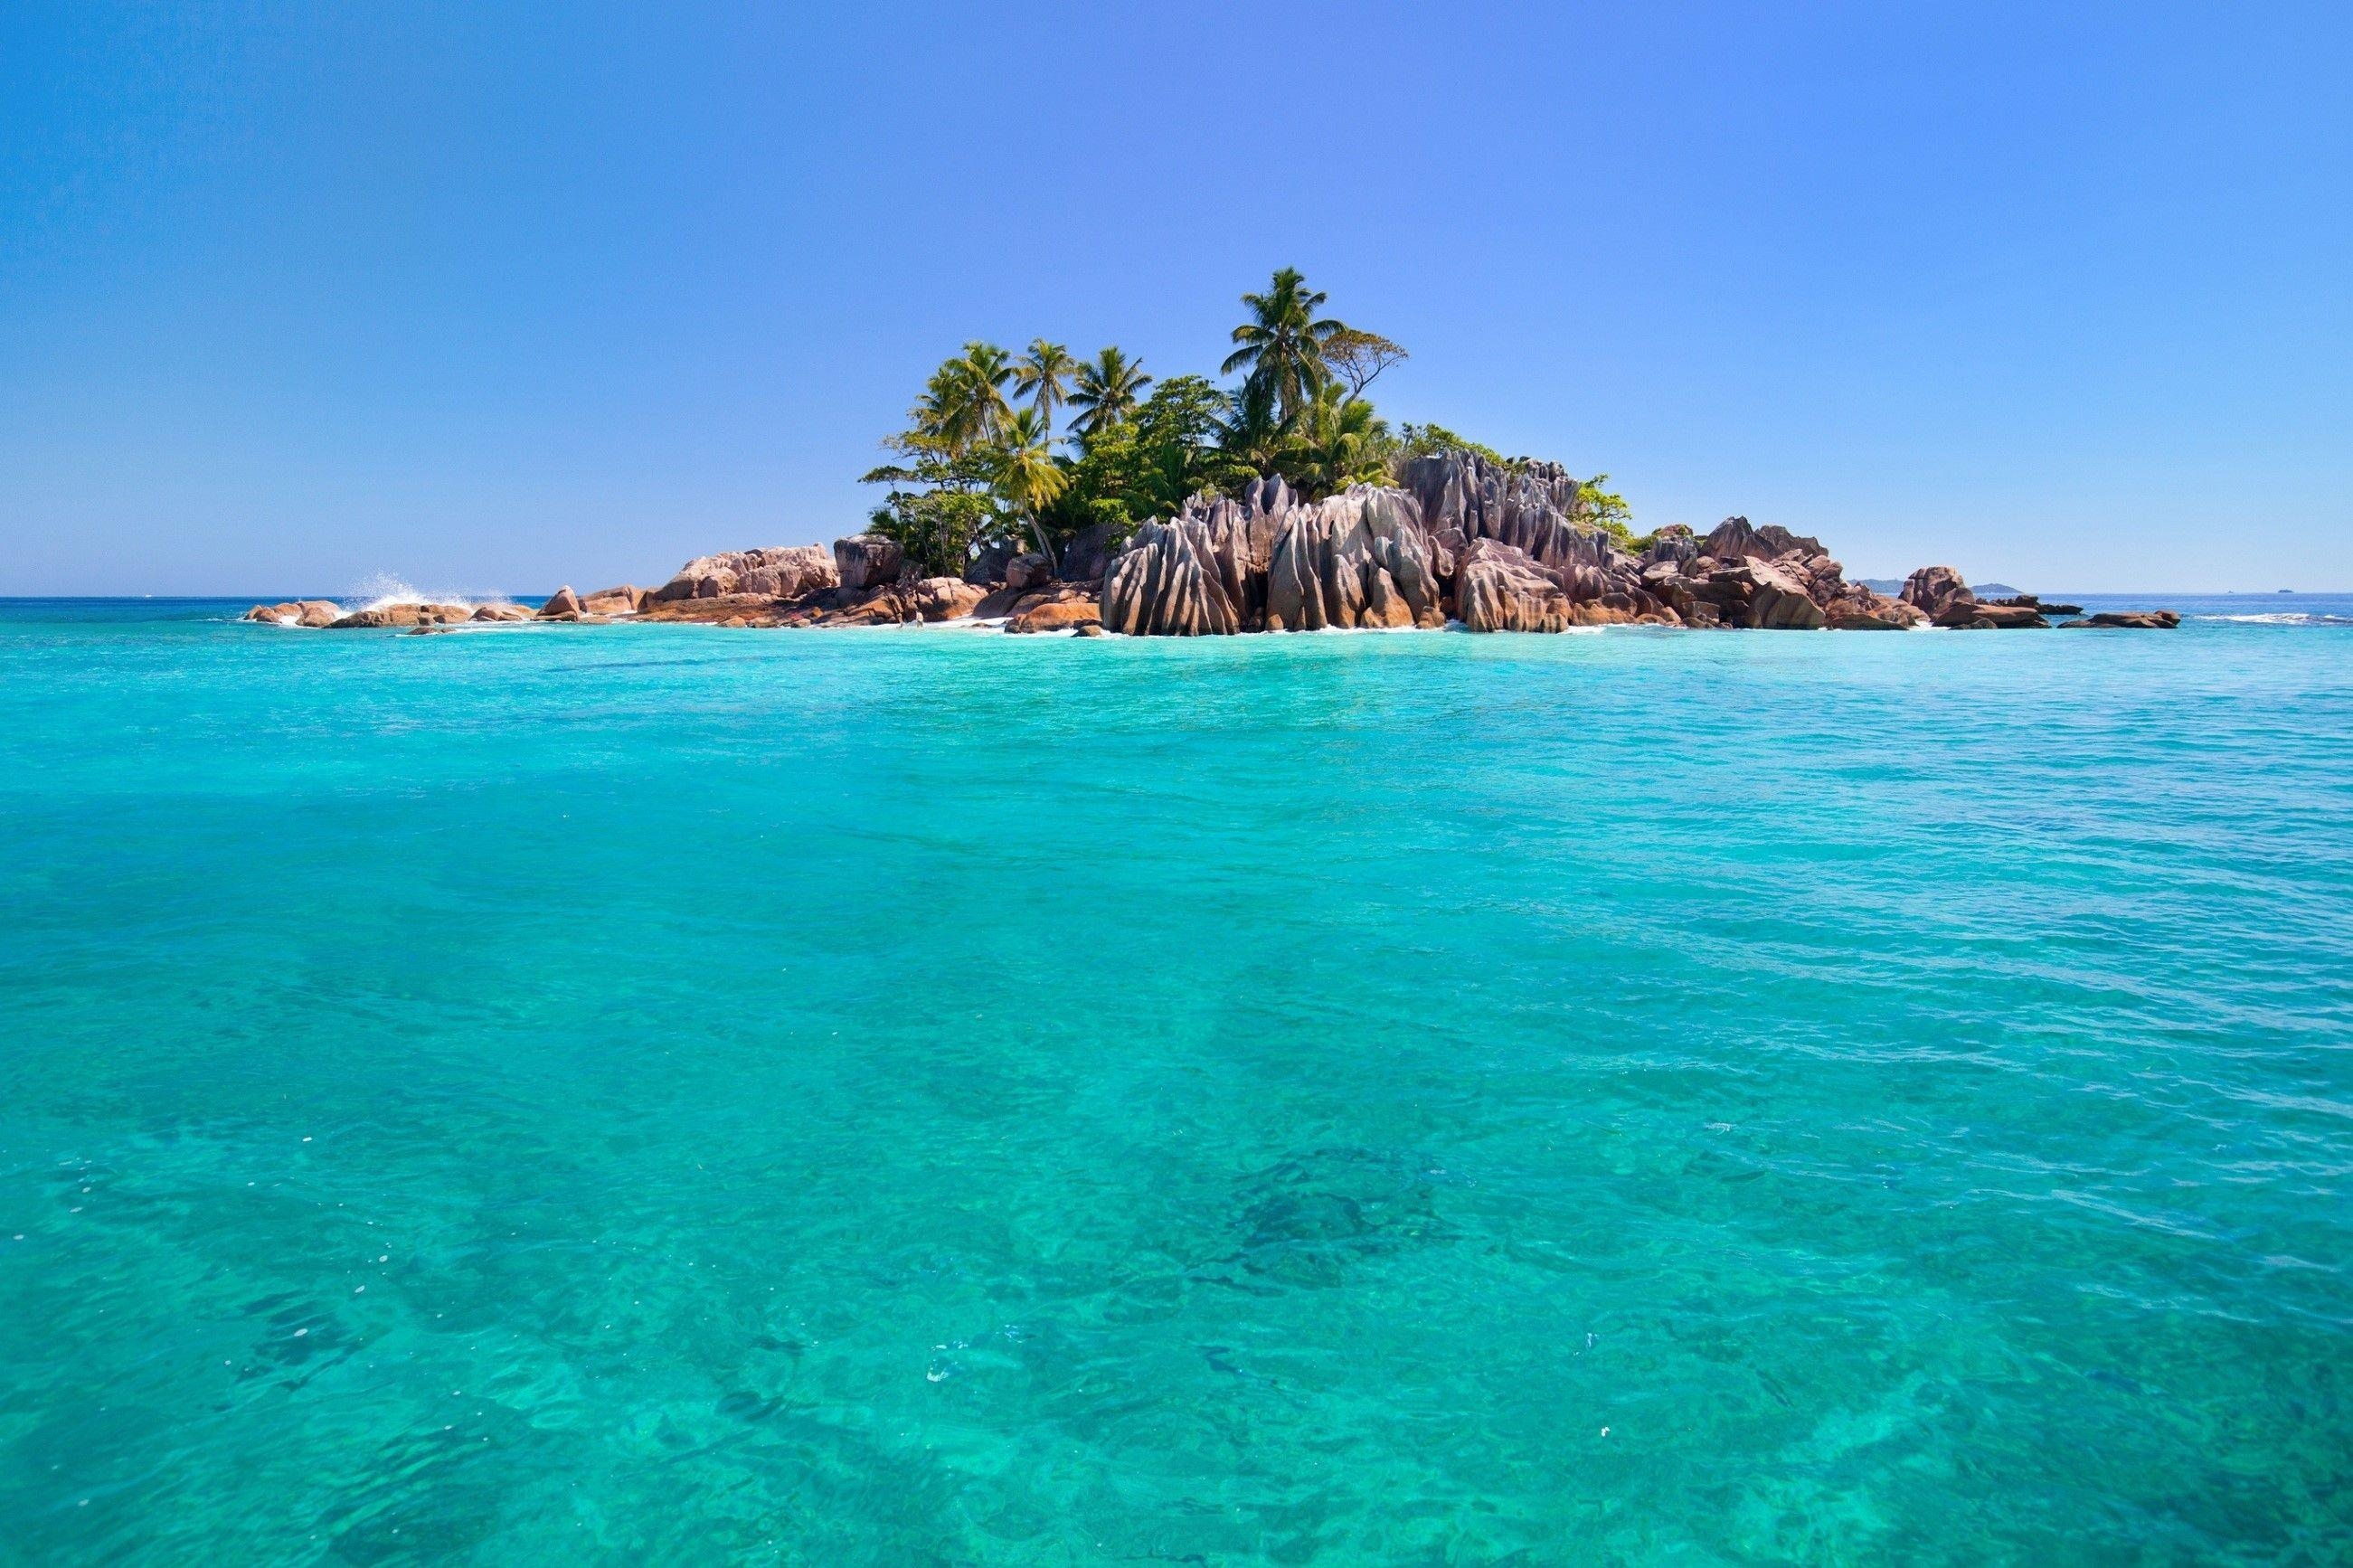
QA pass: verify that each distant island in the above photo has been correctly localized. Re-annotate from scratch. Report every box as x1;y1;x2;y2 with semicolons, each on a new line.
245;269;2178;637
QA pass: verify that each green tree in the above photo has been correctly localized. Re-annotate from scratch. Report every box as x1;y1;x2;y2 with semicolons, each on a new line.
1012;339;1078;434
1220;267;1347;422
1291;383;1393;499
912;342;1015;454
1214;376;1294;477
1393;422;1514;470
1573;475;1637;551
1066;346;1152;447
1322;327;1408;397
993;406;1070;558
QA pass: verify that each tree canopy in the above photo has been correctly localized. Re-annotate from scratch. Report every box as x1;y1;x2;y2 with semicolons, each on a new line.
856;269;1633;574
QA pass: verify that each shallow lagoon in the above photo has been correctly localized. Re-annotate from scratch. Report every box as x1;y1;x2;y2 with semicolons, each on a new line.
2;599;2348;1563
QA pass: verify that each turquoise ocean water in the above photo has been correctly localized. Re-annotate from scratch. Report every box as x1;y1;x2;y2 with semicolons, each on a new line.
2;597;2349;1564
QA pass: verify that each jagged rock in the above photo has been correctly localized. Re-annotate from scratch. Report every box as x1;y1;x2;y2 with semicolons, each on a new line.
904;577;987;621
2064;610;2180;629
823;536;899;594
1004;552;1055;590
1642;524;1700;568
1900;566;1973;619
470;601;534;622
1058;523;1121;584
1403;452;1610;582
243;600;343;628
1822;585;1927;630
1734;560;1827;628
1101;518;1243;636
1701;516;1827;565
1456;539;1574;632
539;586;584;618
1264;486;1448;631
964;542;1014;586
1101;479;1443;638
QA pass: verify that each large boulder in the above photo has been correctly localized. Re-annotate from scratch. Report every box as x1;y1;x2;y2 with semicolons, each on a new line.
328;601;473;629
579;585;644;616
1701;515;1826;565
832;534;904;593
1004;551;1055;590
964;541;1015;586
904;577;988;622
1101;518;1244;636
1738;560;1827;628
2064;610;2180;629
654;545;836;602
1935;600;2046;629
1822;585;1927;630
470;601;534;622
1455;539;1575;633
1264;486;1449;631
243;600;343;628
538;586;584;619
1058;523;1122;584
1900;566;1973;619
1006;589;1103;634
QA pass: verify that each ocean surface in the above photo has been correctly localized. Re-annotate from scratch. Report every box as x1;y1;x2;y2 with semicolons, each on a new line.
2;595;2349;1565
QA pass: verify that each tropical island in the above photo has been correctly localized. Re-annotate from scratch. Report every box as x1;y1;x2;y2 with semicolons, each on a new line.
245;269;2178;636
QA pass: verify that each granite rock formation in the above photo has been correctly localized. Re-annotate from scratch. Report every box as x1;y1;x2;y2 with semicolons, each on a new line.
242;600;344;628
655;546;836;602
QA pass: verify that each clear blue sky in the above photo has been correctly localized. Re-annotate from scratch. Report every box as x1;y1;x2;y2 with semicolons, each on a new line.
4;2;2347;596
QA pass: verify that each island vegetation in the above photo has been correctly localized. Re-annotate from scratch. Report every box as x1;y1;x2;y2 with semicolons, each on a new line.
857;269;1634;578
241;268;2178;637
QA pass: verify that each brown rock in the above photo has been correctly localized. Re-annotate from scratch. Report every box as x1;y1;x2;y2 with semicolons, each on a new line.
652;545;837;602
470;602;534;622
2063;610;2181;628
327;601;473;628
904;578;988;622
1935;600;2046;628
833;534;904;592
635;592;785;624
243;600;344;628
579;586;644;616
1900;566;1973;619
1004;551;1055;590
539;586;584;618
1006;592;1103;634
972;585;1029;619
1456;539;1574;633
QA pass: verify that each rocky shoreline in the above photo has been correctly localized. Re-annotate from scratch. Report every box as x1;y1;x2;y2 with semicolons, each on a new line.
244;450;2178;637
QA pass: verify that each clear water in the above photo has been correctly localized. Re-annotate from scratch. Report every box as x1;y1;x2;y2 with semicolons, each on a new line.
2;597;2348;1565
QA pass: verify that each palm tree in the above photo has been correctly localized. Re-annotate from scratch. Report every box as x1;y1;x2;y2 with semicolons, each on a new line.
1012;339;1078;434
1066;346;1152;445
913;341;1016;455
1215;375;1293;477
994;406;1069;557
1294;383;1392;499
1221;267;1347;421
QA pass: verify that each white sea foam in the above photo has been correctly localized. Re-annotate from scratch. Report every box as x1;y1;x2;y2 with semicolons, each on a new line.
2196;612;2352;626
344;573;508;613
